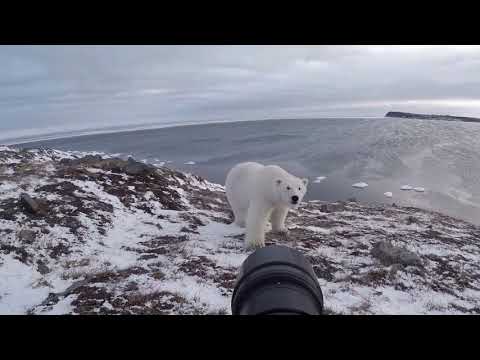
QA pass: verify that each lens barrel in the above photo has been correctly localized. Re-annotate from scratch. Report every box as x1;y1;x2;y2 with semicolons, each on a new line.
231;245;324;315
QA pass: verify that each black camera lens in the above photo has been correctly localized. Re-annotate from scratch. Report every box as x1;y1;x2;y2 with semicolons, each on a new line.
231;245;324;315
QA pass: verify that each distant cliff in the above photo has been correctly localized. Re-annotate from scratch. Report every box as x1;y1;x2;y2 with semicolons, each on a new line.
385;112;480;123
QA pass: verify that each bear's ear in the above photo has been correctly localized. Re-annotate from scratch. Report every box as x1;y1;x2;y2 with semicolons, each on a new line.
276;179;282;186
302;178;309;186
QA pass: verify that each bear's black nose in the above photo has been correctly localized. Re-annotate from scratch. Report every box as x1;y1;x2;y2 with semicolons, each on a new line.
292;196;299;203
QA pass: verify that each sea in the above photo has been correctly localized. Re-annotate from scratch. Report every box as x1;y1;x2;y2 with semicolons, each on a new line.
12;117;480;225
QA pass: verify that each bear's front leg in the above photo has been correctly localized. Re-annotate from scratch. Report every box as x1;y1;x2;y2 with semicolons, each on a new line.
270;206;289;234
245;202;272;250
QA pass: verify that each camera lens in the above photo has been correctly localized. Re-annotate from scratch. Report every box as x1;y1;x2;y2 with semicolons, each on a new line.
231;245;324;315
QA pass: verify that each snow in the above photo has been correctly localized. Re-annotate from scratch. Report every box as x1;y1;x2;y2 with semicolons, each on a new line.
352;182;368;189
86;167;104;174
305;225;332;234
1;167;15;176
38;295;77;315
384;192;393;198
0;255;50;314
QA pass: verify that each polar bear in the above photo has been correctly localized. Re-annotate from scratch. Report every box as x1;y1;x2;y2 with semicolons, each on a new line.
225;162;308;249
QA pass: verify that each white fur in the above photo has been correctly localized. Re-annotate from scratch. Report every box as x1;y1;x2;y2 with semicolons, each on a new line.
225;162;308;249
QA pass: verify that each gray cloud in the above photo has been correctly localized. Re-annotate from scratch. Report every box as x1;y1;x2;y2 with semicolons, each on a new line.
1;45;480;142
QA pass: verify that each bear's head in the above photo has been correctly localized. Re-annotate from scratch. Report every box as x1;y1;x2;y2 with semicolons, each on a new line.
275;176;308;208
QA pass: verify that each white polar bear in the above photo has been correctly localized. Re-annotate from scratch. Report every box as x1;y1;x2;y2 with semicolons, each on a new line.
225;162;308;249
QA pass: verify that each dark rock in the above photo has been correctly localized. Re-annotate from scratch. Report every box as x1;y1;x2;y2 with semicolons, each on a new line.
99;158;128;172
371;240;422;267
124;158;157;176
17;229;36;244
75;155;103;165
313;265;335;281
37;260;50;275
60;155;102;166
406;216;418;225
125;281;139;291
20;193;40;214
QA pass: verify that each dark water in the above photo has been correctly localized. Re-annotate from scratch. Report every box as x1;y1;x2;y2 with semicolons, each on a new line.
17;118;480;225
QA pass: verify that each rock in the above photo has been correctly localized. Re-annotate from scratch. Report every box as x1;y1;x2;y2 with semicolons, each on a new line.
18;229;36;244
82;154;103;163
124;158;157;176
124;281;139;291
20;193;40;214
320;203;345;213
37;260;50;275
347;197;357;203
60;155;102;166
313;265;335;281
371;240;422;267
99;158;128;172
406;216;418;225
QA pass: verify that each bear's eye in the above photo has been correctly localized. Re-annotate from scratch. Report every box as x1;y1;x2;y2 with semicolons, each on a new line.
298;187;301;191
286;186;291;190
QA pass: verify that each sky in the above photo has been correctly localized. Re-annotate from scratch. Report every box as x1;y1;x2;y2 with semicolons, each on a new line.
1;45;480;142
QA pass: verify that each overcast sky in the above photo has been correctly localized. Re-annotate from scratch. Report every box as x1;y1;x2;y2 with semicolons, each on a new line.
1;45;480;142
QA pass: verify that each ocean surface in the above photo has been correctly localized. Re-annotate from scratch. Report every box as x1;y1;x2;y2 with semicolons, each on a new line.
13;117;480;225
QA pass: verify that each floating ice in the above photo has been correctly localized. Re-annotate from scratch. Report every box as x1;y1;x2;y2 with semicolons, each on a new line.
414;187;425;192
384;192;393;198
314;176;326;184
352;182;368;189
401;185;414;191
184;161;196;165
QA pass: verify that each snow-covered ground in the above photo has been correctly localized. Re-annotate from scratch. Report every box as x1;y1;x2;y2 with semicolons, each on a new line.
0;146;479;315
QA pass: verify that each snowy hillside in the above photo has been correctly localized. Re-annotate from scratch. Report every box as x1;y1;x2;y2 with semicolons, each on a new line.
0;146;479;314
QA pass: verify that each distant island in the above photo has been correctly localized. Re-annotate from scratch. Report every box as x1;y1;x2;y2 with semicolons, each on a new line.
385;112;480;123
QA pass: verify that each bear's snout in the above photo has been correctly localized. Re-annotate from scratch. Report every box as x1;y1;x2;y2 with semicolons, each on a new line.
291;195;299;204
